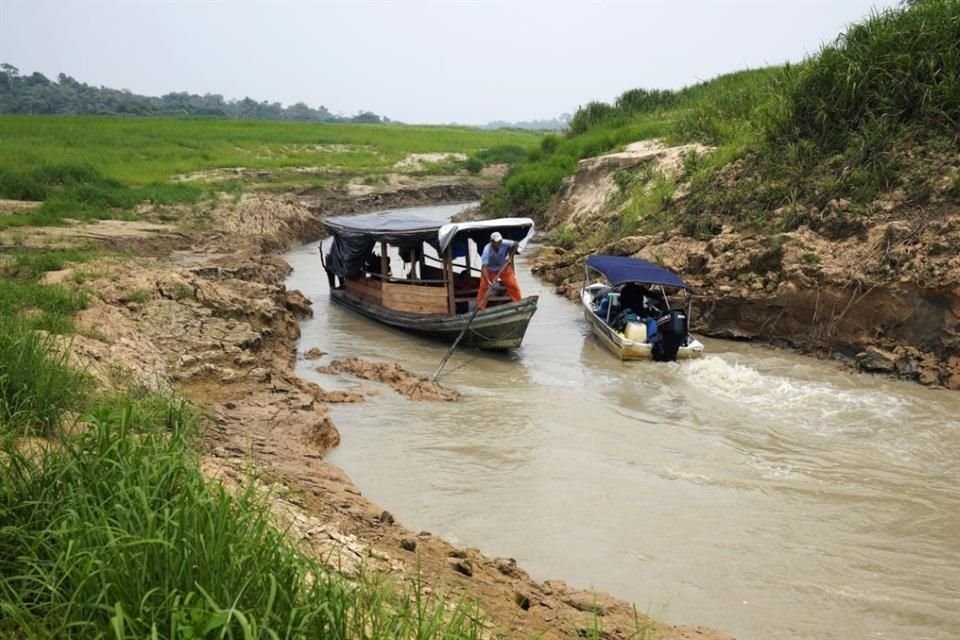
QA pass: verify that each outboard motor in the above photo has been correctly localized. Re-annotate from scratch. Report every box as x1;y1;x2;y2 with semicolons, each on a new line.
652;309;688;362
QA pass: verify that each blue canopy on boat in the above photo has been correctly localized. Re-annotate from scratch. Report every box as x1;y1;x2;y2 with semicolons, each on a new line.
585;255;689;289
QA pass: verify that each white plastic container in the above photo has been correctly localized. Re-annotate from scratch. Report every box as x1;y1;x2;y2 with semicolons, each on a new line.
624;321;647;343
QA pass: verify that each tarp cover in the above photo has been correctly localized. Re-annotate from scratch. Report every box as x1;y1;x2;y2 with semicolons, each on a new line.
323;212;443;278
586;255;689;289
322;211;534;278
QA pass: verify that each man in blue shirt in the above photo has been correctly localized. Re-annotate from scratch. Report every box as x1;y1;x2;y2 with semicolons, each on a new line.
476;231;522;309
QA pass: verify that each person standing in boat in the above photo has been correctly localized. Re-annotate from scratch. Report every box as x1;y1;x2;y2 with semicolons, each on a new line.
476;231;522;309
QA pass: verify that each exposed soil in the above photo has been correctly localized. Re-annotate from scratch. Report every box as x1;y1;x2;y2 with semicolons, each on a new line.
317;358;460;401
530;140;960;389
20;181;732;640
299;177;498;218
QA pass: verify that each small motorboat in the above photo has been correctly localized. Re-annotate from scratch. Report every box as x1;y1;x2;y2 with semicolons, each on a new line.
580;255;704;361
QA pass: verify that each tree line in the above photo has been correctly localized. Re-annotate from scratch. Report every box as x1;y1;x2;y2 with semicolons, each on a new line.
0;64;388;123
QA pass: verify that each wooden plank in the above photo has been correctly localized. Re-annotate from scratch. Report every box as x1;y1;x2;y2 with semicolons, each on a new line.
345;277;383;304
383;283;446;303
381;282;447;314
385;298;448;314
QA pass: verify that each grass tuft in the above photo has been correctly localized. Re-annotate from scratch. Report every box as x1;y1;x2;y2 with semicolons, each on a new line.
0;316;88;436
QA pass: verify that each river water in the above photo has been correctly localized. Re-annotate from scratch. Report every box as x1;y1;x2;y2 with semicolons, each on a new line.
285;203;960;640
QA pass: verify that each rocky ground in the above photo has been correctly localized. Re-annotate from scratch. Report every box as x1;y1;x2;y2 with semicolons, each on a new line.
529;140;960;389
10;179;732;640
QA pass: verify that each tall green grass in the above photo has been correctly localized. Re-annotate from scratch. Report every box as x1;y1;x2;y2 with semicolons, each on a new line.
0;391;487;638
769;0;960;150
0;246;91;332
681;0;960;232
0;161;203;228
0;279;87;333
0;317;88;437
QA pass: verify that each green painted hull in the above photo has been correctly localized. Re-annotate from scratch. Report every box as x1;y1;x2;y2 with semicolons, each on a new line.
330;290;538;350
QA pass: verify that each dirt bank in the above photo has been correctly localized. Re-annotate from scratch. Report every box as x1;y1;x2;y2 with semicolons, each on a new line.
530;140;960;389
299;177;496;217
18;182;732;640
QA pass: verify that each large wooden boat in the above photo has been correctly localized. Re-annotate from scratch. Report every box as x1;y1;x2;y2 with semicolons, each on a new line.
321;213;538;350
580;255;704;361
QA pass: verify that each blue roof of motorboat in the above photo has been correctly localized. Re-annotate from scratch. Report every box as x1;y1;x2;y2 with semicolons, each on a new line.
585;255;689;289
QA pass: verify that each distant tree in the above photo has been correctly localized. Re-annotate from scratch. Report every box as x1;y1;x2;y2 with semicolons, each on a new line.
0;62;389;122
351;110;381;124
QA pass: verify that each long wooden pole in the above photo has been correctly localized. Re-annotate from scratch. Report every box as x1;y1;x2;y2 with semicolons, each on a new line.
431;252;513;382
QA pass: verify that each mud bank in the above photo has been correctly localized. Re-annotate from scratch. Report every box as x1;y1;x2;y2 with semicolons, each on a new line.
530;140;960;389
32;184;731;640
317;358;460;401
299;179;495;218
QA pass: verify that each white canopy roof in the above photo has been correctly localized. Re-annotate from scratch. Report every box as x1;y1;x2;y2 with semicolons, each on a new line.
438;217;535;252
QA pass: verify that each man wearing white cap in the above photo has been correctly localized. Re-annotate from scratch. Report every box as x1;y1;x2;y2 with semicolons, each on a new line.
476;231;522;309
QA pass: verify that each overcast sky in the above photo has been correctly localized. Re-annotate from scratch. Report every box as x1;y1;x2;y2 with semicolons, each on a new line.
1;0;900;124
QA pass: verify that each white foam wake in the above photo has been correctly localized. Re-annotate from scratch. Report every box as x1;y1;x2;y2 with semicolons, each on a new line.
680;356;908;434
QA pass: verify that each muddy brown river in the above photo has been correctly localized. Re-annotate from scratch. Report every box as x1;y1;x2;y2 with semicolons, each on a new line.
286;203;960;640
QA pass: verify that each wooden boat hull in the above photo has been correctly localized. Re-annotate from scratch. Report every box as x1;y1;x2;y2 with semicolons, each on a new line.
580;288;704;361
331;289;538;350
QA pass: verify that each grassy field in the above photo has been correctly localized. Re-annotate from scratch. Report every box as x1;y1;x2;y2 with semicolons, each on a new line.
0;116;542;184
0;117;542;229
493;0;960;242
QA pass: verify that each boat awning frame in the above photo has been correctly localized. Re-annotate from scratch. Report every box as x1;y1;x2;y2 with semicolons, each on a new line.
585;255;689;289
437;218;535;253
322;212;535;278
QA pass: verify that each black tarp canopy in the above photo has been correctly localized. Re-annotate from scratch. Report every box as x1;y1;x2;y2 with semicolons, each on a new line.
585;255;689;289
322;212;443;278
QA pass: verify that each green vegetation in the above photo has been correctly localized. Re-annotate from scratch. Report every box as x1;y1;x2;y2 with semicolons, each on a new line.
618;171;677;236
0;247;94;332
0;317;88;436
0;388;487;638
0;116;540;229
0;160;202;228
0;116;541;186
464;144;530;174
7;246;100;280
493;0;960;242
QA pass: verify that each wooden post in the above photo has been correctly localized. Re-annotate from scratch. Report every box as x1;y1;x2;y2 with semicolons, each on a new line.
444;247;455;315
380;241;388;279
418;246;426;281
465;239;473;275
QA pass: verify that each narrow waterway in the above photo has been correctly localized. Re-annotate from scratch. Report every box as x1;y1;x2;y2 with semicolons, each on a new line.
285;203;960;640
